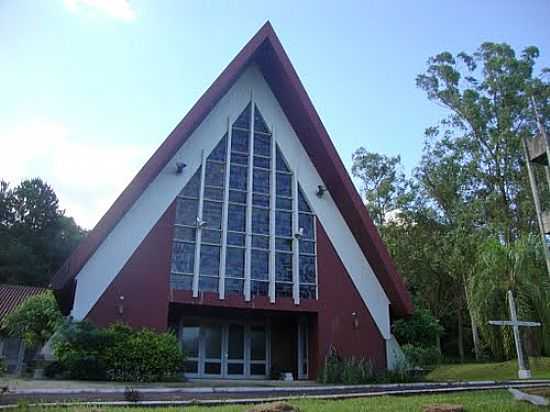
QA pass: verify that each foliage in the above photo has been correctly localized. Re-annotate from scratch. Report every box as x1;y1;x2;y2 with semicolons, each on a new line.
103;324;184;382
416;43;549;242
0;291;62;347
351;149;410;226
52;320;111;380
53;320;184;382
318;349;416;384
0;178;85;287
43;361;64;378
401;344;442;368
469;234;550;359
393;306;444;347
351;41;549;363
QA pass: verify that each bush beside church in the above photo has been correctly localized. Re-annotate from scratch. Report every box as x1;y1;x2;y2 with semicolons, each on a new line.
51;321;184;382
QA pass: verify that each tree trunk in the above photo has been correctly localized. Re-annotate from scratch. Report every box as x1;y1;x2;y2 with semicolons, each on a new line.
471;314;481;361
458;309;465;363
463;280;482;361
435;333;442;354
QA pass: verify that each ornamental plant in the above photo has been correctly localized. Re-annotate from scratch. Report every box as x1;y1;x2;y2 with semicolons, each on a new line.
53;320;184;382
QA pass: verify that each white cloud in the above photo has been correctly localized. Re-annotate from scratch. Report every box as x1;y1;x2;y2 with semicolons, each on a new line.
0;117;151;229
64;0;136;21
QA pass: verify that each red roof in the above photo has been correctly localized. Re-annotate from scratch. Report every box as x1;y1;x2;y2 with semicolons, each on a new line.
0;285;48;322
51;22;413;317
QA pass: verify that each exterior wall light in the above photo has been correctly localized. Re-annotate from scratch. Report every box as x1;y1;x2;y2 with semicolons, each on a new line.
175;161;187;174
352;312;359;329
316;185;327;197
118;295;125;315
196;217;207;229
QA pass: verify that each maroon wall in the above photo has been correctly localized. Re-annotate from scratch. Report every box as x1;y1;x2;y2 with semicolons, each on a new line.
86;203;175;331
84;200;387;378
310;221;387;377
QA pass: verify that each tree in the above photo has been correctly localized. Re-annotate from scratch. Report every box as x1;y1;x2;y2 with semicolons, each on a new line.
1;291;63;347
0;178;85;287
470;235;550;359
416;43;549;243
351;148;408;226
411;42;548;361
11;178;60;234
356;42;549;362
393;306;444;348
0;180;14;227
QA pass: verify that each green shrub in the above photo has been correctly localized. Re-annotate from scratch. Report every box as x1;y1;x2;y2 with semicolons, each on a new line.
53;320;184;382
319;350;344;384
318;349;417;384
402;344;442;368
392;307;443;348
43;361;64;378
104;324;184;382
52;320;113;380
340;357;375;384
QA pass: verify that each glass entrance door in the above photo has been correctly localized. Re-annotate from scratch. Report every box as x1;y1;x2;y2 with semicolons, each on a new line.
203;324;223;377
226;323;245;377
249;325;268;377
180;320;269;378
181;323;200;376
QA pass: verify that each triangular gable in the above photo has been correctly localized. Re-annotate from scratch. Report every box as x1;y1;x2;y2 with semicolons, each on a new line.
51;22;412;318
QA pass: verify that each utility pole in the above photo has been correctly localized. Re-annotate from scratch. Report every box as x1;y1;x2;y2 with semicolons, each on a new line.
522;96;550;278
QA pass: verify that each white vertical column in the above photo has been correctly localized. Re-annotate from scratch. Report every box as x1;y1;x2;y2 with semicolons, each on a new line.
269;127;276;303
292;170;300;305
314;215;319;300
218;118;232;300
244;93;255;301
193;150;207;298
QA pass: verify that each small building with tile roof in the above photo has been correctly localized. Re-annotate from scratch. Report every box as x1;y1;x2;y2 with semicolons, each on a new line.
0;284;48;374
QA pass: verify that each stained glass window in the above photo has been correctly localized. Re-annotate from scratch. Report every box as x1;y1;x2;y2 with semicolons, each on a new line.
170;102;317;301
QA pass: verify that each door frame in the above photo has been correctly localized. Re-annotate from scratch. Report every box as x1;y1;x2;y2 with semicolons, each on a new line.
297;317;309;379
179;317;271;379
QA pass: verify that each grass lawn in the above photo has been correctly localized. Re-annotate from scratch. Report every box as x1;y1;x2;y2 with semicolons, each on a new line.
427;357;550;381
19;390;550;411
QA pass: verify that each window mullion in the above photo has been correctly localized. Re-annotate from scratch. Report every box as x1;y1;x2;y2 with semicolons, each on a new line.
244;95;255;301
292;171;300;305
269;127;276;303
218;119;232;300
193;149;207;297
314;215;319;300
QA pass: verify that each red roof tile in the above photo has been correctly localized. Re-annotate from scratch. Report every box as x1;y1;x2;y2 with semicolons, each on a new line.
0;285;48;322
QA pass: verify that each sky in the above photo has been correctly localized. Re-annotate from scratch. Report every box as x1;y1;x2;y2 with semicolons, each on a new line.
1;0;549;229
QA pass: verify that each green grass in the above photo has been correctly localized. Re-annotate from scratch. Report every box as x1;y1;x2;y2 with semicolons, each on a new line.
19;390;550;411
427;357;550;381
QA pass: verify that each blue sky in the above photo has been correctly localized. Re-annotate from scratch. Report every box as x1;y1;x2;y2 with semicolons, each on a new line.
1;0;549;229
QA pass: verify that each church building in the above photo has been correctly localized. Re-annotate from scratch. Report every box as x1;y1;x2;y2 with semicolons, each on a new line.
51;22;413;380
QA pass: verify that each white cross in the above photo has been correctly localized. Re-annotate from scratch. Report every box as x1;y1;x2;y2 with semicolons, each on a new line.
489;290;541;379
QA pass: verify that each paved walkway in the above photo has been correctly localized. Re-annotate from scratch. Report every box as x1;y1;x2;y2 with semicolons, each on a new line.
1;379;550;407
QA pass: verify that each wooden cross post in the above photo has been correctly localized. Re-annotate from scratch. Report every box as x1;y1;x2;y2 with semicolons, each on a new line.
489;290;541;379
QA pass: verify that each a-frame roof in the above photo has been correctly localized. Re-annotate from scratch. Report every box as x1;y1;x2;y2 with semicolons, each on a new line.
51;22;413;317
